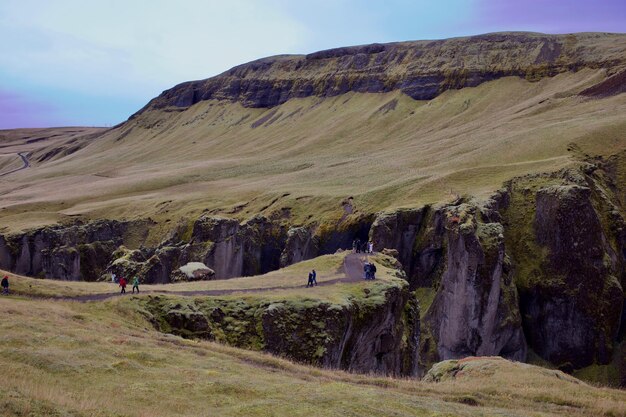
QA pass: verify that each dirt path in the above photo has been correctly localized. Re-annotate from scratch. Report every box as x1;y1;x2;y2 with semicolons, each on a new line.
50;253;375;302
0;152;30;177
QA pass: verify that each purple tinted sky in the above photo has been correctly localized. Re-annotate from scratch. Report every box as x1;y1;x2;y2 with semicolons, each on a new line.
475;1;626;33
0;0;624;129
0;90;58;128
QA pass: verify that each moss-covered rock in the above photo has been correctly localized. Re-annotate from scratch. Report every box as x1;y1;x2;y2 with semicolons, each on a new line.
502;168;625;370
139;271;420;376
0;219;152;280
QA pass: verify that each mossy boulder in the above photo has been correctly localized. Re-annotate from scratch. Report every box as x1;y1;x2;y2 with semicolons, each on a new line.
175;262;215;281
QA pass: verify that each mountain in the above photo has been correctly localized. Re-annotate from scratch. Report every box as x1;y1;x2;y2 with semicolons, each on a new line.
0;32;625;386
138;32;626;111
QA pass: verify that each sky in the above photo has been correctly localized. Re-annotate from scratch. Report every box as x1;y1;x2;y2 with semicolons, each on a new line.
0;0;625;128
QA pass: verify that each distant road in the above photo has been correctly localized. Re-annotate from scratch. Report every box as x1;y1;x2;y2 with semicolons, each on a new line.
0;152;30;177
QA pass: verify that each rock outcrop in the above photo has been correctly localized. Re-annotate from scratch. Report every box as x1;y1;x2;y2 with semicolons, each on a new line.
370;201;527;373
135;32;626;115
368;164;625;383
504;179;624;370
370;207;446;289
0;220;152;281
420;205;526;367
279;227;318;267
177;262;215;281
141;273;420;376
0;213;371;283
495;165;625;385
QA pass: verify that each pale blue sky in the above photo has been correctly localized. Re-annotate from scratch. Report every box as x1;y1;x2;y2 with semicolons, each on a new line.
0;0;624;128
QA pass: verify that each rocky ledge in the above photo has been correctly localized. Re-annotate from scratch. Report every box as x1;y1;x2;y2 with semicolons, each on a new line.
139;269;420;376
134;32;626;115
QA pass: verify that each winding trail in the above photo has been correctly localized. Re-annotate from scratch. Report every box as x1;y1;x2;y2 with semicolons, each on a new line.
52;253;373;302
0;152;30;177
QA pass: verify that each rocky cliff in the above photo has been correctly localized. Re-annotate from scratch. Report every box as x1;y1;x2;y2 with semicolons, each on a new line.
140;271;420;376
0;219;153;281
135;32;626;115
368;160;625;384
0;212;372;283
1;159;624;384
500;164;625;377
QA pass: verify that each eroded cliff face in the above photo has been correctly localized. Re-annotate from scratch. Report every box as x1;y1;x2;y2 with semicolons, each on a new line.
140;276;420;377
0;213;371;283
0;220;152;281
370;207;447;290
420;206;526;366
501;166;625;373
371;201;527;373
368;162;625;384
136;32;626;114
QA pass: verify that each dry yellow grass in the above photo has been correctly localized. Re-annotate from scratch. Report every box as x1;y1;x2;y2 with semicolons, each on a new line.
1;252;624;416
1;70;625;234
1;291;625;417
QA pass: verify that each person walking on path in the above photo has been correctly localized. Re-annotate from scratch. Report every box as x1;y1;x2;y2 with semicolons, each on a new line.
132;276;140;294
363;263;370;280
311;269;317;286
1;275;9;295
370;263;377;279
111;273;117;283
355;238;361;253
307;271;314;287
119;276;127;294
368;241;374;254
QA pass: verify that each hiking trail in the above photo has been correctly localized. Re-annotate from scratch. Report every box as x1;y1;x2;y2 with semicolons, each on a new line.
43;253;373;302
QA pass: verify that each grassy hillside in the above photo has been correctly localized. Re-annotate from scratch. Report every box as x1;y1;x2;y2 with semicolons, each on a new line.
1;277;625;416
1;68;625;235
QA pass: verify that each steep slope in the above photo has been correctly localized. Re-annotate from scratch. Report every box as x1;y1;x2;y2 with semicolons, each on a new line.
1;72;626;233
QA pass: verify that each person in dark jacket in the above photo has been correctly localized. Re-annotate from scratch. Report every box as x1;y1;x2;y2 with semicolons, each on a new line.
307;272;314;287
370;263;377;279
311;269;317;286
119;276;127;294
363;263;370;280
1;275;8;295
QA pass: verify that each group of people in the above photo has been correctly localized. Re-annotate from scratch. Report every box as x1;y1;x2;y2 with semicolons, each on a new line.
306;269;317;287
352;238;374;254
111;273;140;294
363;262;377;280
354;239;376;279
